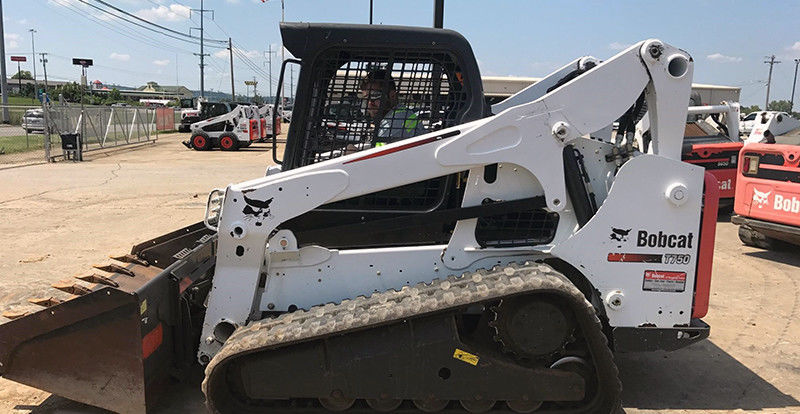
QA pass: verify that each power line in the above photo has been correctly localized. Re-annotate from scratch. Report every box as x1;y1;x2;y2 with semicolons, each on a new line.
49;0;199;57
89;0;227;44
76;0;224;49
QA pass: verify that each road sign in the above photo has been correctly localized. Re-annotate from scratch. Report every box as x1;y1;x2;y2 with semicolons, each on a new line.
10;56;26;62
72;58;93;67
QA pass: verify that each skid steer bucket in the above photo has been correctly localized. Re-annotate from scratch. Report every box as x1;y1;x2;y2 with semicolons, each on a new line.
0;222;216;414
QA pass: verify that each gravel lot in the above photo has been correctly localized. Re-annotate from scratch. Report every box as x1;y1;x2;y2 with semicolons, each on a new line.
0;132;798;413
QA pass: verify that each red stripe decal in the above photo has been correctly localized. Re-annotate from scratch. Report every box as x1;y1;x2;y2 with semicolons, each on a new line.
343;136;439;164
142;323;163;360
693;172;719;318
607;253;663;263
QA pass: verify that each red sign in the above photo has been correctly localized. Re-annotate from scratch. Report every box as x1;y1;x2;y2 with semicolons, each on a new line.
10;56;26;62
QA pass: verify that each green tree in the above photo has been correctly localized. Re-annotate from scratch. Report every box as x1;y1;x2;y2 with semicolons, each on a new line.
11;70;32;80
103;88;123;104
57;82;83;102
767;100;792;112
741;105;761;114
108;88;122;101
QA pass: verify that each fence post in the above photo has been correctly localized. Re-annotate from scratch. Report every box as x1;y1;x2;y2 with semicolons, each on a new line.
42;93;51;161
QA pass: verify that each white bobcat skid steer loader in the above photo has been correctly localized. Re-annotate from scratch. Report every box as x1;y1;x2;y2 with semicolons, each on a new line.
184;104;261;151
258;103;281;139
0;23;718;414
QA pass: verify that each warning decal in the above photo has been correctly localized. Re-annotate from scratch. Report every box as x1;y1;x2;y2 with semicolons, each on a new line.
453;348;479;366
642;270;687;293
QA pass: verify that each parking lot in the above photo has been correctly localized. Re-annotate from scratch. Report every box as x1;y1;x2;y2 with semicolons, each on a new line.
0;132;798;414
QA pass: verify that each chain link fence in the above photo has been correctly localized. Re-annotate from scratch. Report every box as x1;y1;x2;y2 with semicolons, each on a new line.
44;103;158;161
0;99;160;169
0;104;52;169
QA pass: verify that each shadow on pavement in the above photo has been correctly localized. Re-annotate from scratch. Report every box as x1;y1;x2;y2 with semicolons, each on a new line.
618;340;799;411
745;248;800;267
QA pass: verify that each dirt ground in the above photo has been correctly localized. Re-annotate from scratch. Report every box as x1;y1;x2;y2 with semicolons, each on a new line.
0;132;799;414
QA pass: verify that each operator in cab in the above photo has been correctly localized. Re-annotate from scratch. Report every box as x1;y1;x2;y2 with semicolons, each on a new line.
359;69;426;146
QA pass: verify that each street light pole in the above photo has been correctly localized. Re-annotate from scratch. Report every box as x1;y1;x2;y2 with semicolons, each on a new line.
29;28;37;100
0;0;9;123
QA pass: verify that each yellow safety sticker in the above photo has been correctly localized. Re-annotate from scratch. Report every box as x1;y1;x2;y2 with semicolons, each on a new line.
453;348;479;366
140;299;148;315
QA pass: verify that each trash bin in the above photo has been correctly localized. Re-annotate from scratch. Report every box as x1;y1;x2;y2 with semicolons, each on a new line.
60;133;82;161
61;133;80;150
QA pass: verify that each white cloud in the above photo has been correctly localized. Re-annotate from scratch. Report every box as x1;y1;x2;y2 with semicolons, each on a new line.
5;33;20;50
226;0;240;3
609;42;631;51
18;19;28;25
153;59;170;66
135;4;190;22
110;52;131;62
706;53;742;63
790;41;800;51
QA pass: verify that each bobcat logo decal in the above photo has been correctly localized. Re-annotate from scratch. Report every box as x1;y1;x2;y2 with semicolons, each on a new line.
609;228;632;242
752;187;772;209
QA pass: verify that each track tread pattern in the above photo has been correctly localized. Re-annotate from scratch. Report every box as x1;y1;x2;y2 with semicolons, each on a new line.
203;262;621;413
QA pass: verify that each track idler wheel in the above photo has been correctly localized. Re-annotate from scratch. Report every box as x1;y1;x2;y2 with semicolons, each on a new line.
459;399;496;413
506;399;543;413
366;397;403;412
318;391;355;412
413;398;449;412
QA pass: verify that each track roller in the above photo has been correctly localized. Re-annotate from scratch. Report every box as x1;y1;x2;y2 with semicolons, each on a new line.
412;398;450;412
366;398;403;412
459;399;496;413
506;399;543;413
318;393;355;412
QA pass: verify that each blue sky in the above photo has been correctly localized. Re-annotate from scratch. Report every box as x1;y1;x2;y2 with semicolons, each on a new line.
4;0;800;106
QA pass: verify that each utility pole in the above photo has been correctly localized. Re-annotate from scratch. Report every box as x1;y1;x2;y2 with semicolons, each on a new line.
39;52;48;94
191;0;213;98
0;0;10;123
29;28;37;100
265;45;276;99
791;58;800;113
764;55;780;110
252;76;257;98
369;0;373;24
279;0;284;108
228;37;235;101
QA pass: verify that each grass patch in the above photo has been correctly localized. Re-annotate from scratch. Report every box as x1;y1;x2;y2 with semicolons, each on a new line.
7;96;40;106
0;134;51;155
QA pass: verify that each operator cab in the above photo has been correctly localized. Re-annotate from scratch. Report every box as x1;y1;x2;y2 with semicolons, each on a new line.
274;23;561;250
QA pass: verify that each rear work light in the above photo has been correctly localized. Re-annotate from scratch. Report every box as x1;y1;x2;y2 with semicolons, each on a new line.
742;155;759;174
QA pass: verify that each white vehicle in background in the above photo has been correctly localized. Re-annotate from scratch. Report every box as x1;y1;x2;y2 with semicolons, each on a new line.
743;111;800;143
21;109;50;134
282;104;293;123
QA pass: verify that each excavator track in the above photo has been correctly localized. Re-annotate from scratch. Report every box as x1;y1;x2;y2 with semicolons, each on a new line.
203;262;621;413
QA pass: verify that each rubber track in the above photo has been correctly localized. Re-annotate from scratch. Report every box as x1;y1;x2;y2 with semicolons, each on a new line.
203;262;622;413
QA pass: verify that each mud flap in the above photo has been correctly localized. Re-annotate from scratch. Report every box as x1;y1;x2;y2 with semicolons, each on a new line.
0;287;147;414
